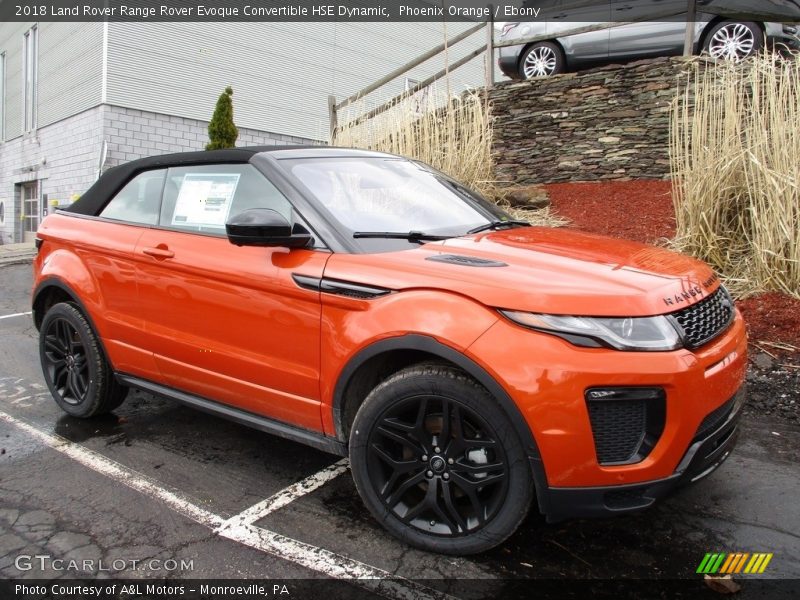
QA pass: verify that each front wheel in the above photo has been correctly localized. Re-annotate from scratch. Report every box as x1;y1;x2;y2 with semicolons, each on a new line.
39;302;128;418
704;21;764;61
349;364;533;555
519;42;565;79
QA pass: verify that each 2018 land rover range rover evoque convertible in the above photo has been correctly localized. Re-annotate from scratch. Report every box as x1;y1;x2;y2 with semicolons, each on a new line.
32;146;747;554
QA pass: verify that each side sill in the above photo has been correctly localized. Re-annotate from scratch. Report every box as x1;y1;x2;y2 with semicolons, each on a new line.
116;373;347;457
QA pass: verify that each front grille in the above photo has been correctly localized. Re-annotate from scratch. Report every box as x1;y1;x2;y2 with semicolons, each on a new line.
694;397;735;441
670;287;734;349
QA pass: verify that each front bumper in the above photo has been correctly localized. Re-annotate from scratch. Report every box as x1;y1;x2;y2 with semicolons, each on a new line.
538;385;746;521
498;45;524;79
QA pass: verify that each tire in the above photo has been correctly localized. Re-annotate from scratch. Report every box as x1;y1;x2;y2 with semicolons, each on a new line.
518;42;565;79
349;364;533;555
703;21;764;61
39;302;128;418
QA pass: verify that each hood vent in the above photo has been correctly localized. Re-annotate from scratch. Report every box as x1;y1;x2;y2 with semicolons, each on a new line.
426;254;508;268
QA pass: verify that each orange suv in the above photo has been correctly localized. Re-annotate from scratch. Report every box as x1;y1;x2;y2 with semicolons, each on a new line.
32;147;747;554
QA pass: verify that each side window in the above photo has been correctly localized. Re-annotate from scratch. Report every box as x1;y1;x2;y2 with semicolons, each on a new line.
159;164;292;235
99;169;165;225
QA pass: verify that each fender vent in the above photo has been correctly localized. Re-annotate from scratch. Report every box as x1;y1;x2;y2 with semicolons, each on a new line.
425;254;507;267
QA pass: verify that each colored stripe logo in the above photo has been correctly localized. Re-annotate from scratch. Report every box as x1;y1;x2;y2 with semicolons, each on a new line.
697;553;773;574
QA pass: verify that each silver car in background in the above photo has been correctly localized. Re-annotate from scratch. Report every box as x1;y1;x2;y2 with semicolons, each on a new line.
498;0;800;79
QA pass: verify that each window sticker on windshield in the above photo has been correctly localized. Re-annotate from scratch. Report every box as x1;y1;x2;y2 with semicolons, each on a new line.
171;173;240;227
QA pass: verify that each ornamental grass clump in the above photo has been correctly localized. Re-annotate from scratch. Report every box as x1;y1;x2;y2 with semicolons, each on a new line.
670;54;800;298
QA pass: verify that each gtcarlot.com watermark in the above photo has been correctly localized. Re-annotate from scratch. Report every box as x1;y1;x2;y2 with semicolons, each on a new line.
14;554;194;573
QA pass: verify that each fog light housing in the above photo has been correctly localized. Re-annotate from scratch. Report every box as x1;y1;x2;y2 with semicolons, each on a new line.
585;387;666;465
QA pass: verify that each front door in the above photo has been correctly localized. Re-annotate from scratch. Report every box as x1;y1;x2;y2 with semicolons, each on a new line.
21;181;39;243
609;0;689;59
133;163;328;432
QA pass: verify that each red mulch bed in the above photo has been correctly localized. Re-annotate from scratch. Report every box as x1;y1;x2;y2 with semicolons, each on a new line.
737;293;800;356
546;180;675;244
545;179;800;355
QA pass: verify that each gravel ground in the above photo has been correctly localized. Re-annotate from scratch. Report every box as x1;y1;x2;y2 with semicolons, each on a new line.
745;352;800;423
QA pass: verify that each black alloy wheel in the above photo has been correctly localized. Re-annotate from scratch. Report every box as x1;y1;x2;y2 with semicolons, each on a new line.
39;302;127;417
349;364;533;554
43;316;90;405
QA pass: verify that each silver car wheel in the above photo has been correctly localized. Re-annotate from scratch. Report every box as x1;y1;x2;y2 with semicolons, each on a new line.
708;23;757;61
523;46;558;78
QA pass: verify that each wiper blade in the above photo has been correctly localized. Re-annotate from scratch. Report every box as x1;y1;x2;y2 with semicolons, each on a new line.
353;231;452;242
467;220;531;235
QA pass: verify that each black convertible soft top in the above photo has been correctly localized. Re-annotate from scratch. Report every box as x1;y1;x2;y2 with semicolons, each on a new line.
65;146;308;216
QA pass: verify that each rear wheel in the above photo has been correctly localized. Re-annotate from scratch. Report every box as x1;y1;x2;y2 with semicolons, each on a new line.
349;364;533;555
519;42;565;79
704;21;763;61
39;302;127;418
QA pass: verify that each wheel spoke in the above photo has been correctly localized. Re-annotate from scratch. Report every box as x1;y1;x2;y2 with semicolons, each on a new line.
452;470;507;491
371;443;421;474
451;459;505;475
72;368;88;398
45;335;66;357
441;481;468;533
57;320;72;349
52;362;68;389
381;416;415;432
450;473;486;526
384;470;426;507
376;425;423;453
439;399;451;444
68;371;81;398
414;397;428;429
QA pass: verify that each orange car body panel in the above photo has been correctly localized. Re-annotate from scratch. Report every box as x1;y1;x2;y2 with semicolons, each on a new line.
34;210;746;492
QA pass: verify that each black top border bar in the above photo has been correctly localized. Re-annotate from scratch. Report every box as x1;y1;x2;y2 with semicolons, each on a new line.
1;1;799;23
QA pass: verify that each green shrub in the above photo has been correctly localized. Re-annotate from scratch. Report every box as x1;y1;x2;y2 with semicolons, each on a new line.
206;86;238;150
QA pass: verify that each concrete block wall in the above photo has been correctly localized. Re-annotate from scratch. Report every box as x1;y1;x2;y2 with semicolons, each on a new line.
0;106;105;244
101;106;316;170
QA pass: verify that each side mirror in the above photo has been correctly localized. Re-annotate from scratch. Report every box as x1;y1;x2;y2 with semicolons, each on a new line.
226;208;313;248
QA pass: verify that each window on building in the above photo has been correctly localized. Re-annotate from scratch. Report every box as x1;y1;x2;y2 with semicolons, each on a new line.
1;51;6;141
23;26;38;133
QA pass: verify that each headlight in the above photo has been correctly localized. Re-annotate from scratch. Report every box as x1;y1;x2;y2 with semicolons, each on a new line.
500;311;683;352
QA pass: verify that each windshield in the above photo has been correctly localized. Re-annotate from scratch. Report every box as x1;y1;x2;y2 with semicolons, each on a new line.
285;157;512;249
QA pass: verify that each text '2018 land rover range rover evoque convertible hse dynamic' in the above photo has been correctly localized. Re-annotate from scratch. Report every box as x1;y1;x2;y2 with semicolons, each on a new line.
31;146;747;554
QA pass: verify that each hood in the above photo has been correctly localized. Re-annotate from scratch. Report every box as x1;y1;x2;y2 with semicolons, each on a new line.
323;228;720;317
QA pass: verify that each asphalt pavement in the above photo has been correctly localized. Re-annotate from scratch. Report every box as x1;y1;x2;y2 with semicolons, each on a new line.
0;263;798;598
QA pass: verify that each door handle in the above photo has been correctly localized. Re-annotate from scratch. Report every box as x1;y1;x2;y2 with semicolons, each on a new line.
553;12;567;19
142;246;175;260
616;6;633;11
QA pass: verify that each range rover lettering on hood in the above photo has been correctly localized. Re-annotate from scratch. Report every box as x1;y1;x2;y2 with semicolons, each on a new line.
425;254;508;268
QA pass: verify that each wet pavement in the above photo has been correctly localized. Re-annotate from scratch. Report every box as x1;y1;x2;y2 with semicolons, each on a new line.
1;263;798;597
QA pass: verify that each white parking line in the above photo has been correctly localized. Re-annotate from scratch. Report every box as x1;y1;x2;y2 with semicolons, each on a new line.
0;410;451;600
221;458;350;527
0;311;32;320
0;411;223;528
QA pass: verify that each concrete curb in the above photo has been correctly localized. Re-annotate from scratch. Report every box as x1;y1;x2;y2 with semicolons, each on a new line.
0;255;36;268
0;243;37;268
